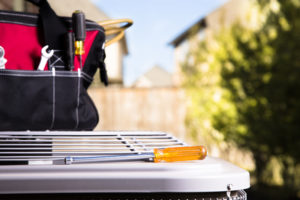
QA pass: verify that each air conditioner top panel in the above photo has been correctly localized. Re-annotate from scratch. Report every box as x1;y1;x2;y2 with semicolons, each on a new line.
0;131;250;194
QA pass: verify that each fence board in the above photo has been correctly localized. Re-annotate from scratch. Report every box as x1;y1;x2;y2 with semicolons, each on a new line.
88;88;186;140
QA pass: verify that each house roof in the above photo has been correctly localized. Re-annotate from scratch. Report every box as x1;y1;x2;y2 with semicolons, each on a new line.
132;66;173;88
169;0;235;47
169;18;206;47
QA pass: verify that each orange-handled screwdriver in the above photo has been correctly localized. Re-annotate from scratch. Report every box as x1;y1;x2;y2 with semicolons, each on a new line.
153;146;207;163
64;146;207;164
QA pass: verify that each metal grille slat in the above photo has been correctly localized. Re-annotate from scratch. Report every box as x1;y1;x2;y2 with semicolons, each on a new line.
0;131;186;163
0;152;153;159
1;147;144;150
0;143;183;147
0;142;182;146
0;139;179;143
0;134;173;139
0;131;169;136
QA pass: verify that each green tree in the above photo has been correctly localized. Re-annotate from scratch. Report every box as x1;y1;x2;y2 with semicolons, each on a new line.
182;0;300;196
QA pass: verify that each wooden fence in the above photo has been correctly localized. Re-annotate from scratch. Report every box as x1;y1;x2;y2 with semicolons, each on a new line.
88;87;187;140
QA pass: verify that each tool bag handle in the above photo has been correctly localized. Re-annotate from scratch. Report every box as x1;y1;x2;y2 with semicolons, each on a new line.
99;18;133;47
26;0;68;51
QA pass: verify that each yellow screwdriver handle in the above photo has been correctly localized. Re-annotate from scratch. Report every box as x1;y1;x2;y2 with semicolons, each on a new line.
153;146;207;163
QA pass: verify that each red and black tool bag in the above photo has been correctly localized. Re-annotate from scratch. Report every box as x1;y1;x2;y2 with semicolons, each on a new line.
0;0;107;131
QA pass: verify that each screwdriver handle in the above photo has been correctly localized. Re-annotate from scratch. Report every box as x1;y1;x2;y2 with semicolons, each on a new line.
153;146;207;163
72;10;86;41
65;32;75;70
72;10;86;55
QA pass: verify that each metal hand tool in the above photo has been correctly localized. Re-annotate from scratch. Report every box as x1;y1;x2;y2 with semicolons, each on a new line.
0;46;7;69
37;45;54;71
72;10;86;70
65;146;207;165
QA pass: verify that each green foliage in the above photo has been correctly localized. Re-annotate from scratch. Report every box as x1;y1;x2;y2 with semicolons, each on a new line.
182;0;300;193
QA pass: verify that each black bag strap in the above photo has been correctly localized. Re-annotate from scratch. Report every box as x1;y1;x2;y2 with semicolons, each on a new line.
26;0;108;86
26;0;68;51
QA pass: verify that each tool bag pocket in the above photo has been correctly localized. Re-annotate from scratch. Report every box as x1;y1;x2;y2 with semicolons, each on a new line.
0;0;107;131
0;70;98;131
0;9;107;87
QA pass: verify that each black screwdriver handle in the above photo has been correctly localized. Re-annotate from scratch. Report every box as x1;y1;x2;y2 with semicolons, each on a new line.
72;10;86;41
65;32;75;70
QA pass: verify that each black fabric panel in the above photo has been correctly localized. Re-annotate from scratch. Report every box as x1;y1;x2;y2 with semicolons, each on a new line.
29;0;68;50
52;76;78;130
78;85;99;130
0;72;53;130
99;50;108;86
0;10;104;32
0;70;98;131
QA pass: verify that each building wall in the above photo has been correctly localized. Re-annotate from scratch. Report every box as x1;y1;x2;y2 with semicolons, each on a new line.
0;0;14;10
173;40;189;86
205;0;249;35
88;87;187;140
173;0;250;86
105;41;124;84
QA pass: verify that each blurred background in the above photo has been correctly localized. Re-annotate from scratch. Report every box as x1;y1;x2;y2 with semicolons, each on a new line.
1;0;299;199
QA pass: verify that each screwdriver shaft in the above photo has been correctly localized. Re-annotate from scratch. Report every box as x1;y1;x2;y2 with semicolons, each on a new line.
65;153;154;164
64;146;207;165
79;55;82;69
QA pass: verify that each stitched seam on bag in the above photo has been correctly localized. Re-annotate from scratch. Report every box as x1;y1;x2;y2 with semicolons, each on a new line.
49;57;63;67
86;28;104;32
50;68;56;130
74;70;81;129
0;73;51;77
0;70;92;78
0;20;36;27
53;66;66;69
0;20;104;32
81;76;92;83
0;70;53;75
0;12;37;18
0;70;79;77
49;51;65;68
63;18;104;26
82;72;93;80
81;72;93;82
0;73;80;78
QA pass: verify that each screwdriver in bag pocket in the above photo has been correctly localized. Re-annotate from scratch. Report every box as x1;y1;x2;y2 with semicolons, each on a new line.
64;146;207;165
65;32;75;70
72;10;86;70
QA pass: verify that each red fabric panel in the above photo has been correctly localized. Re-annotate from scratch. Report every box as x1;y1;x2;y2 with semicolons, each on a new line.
0;23;42;70
0;22;99;71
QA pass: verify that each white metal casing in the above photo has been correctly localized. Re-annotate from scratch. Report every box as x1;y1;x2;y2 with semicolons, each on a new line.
0;131;250;194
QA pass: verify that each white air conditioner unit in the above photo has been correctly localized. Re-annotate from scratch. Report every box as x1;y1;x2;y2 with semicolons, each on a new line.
0;131;250;200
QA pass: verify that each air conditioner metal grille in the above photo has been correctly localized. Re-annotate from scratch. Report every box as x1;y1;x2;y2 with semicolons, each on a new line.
0;131;185;163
